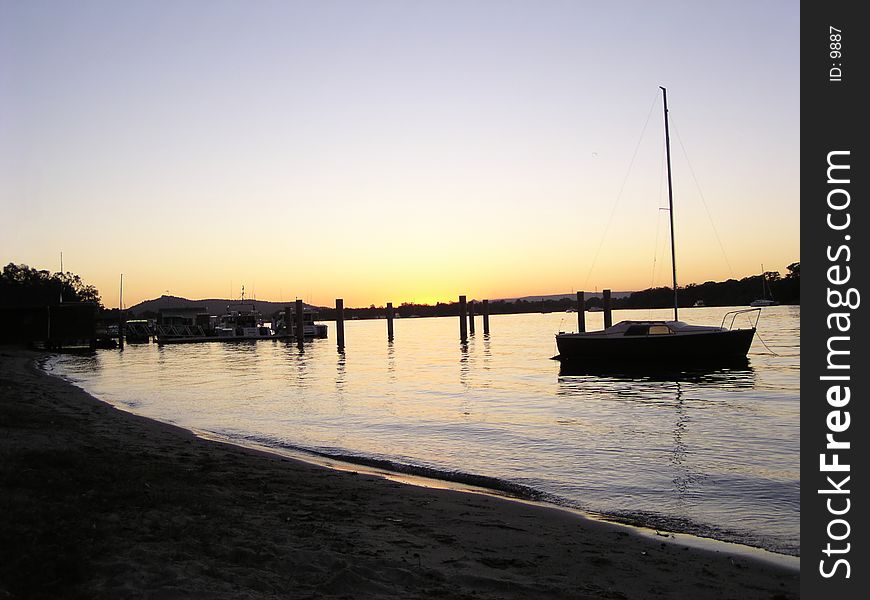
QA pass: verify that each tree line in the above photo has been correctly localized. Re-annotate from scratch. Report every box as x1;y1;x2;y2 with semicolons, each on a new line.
315;262;800;320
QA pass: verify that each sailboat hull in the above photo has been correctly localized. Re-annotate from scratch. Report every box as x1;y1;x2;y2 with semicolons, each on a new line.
555;328;755;364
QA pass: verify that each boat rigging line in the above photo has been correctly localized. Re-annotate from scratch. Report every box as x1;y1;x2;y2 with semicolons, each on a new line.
582;90;660;292
648;131;669;293
648;207;671;320
670;117;736;280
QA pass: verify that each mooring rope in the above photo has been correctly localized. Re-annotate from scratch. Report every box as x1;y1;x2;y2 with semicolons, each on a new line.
753;329;780;356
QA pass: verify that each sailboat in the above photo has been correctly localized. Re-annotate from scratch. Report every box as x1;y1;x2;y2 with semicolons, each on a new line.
750;265;778;307
555;87;757;364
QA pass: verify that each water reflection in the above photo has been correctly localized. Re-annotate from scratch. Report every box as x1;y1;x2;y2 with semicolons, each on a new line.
335;352;346;392
555;360;760;541
459;340;471;390
293;343;309;387
220;340;260;374
557;360;755;387
668;381;701;505
387;340;396;381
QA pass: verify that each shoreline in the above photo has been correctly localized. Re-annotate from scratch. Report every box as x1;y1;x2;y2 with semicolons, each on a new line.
45;353;801;562
196;430;801;571
2;346;799;598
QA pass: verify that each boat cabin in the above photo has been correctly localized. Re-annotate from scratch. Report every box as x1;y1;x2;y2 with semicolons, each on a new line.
623;323;674;336
158;307;209;327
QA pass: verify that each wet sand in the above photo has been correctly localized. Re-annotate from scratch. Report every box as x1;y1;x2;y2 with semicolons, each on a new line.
0;347;798;599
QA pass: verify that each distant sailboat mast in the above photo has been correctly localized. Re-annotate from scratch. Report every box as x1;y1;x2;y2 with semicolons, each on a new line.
660;86;678;322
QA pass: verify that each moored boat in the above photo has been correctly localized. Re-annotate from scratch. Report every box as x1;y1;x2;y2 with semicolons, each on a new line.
555;87;756;366
214;303;276;340
155;303;281;344
274;307;328;339
556;315;756;363
124;319;153;343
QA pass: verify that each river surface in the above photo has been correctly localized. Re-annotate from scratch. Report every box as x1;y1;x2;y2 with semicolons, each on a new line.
46;305;800;556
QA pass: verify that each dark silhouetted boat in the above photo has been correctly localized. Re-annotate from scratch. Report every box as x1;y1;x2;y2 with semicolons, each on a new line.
555;87;757;365
274;306;328;339
124;319;153;343
156;303;280;344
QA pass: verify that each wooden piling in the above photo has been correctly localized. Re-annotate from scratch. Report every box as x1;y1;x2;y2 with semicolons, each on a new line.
118;274;124;350
459;295;468;342
335;298;345;350
482;299;490;335
295;299;305;346
576;291;585;332
89;311;97;350
468;301;475;335
603;289;612;329
386;302;394;341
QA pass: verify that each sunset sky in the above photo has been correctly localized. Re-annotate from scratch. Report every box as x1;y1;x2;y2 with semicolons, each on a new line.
1;0;799;308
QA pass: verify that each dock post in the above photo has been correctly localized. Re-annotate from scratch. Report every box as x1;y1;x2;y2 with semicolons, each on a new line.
118;274;124;349
89;307;97;351
336;299;345;350
577;291;586;332
468;301;475;335
386;302;394;341
295;299;305;346
482;299;490;335
603;289;612;329
459;295;468;342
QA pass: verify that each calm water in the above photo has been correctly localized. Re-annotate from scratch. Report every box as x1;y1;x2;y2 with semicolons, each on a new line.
46;306;800;555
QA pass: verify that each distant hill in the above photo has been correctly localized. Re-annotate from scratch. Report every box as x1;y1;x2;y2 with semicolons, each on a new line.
128;295;321;318
129;292;636;317
504;291;633;302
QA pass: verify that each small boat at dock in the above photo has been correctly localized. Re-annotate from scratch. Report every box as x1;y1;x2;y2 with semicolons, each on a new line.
274;307;328;339
214;303;277;340
151;299;329;344
124;319;153;343
154;303;300;344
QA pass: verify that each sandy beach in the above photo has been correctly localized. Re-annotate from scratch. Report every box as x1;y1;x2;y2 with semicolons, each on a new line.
1;346;798;599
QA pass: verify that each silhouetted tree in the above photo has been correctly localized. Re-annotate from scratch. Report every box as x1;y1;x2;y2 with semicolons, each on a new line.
0;263;102;307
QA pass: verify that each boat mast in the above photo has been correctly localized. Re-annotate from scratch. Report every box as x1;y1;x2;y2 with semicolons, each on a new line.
660;86;678;321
